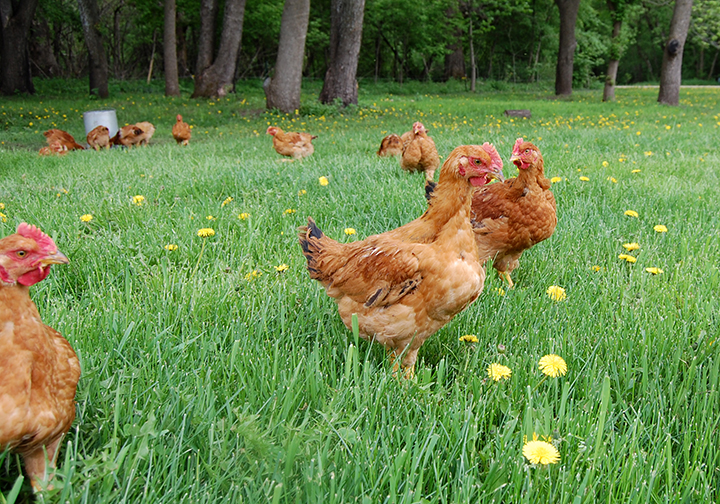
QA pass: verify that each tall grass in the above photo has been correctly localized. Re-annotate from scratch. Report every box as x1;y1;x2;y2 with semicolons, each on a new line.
1;80;719;503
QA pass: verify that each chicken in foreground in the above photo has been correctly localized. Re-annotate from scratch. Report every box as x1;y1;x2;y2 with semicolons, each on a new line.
401;121;440;182
39;142;68;156
377;134;403;157
43;129;84;151
134;121;156;146
86;125;110;150
299;145;504;377
470;138;557;288
0;224;79;491
266;126;317;160
172;114;191;145
111;124;145;148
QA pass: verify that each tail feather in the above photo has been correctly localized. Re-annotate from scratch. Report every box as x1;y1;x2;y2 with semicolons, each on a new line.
298;218;326;279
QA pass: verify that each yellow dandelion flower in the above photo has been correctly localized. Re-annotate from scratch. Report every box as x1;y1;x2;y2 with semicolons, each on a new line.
496;286;506;296
618;254;637;263
654;224;668;233
80;214;93;222
244;270;262;281
0;203;4;210
0;212;6;223
197;228;215;238
645;267;663;275
631;169;641;174
222;197;233;207
164;244;178;251
644;151;653;156
283;208;296;215
238;212;250;220
206;215;216;220
624;210;639;218
487;363;512;381
607;177;617;183
132;195;145;206
275;264;289;272
538;354;567;377
602;161;609;167
344;228;356;235
319;176;329;186
550;176;562;183
298;189;307;196
591;265;601;272
579;176;590;182
623;242;640;251
523;434;560;465
546;285;566;302
459;334;478;343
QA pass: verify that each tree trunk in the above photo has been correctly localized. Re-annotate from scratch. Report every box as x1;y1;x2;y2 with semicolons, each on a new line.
658;0;694;105
77;0;109;97
708;48;719;80
603;18;623;101
468;9;476;92
554;0;580;96
192;0;247;98
0;0;39;95
195;0;217;75
164;0;180;96
319;0;365;106
264;0;310;112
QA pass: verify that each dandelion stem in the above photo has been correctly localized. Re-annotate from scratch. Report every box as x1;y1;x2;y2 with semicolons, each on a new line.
190;237;207;279
532;374;549;392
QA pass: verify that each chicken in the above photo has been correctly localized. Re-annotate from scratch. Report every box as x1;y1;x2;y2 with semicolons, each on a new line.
111;124;145;148
0;223;79;491
400;121;440;182
172;114;191;146
266;126;317;159
86;125;110;151
377;134;403;157
134;121;156;146
43;129;84;151
38;141;68;156
470;138;557;288
299;145;504;376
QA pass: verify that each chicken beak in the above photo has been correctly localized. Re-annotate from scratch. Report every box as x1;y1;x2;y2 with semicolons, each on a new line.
40;250;70;266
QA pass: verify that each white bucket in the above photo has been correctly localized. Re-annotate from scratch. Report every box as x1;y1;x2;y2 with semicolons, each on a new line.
83;109;118;139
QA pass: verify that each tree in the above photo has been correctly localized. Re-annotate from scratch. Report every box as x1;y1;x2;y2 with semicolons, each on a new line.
264;0;311;112
319;0;366;106
658;0;694;104
77;0;109;97
164;0;180;96
0;0;39;95
192;0;247;98
603;0;637;101
554;0;581;95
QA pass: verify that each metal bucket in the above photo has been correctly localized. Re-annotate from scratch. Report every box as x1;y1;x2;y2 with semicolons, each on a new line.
83;109;118;139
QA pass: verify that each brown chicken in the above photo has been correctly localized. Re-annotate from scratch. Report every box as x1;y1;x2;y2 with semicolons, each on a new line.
401;121;440;182
111;124;145;148
38;142;68;156
470;138;557;288
43;129;84;151
266;126;317;159
86;125;110;150
299;145;504;376
134;121;156;146
0;224;79;491
377;134;403;157
172;114;191;146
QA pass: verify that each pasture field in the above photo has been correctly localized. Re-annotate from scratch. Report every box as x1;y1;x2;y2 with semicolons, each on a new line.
1;79;719;503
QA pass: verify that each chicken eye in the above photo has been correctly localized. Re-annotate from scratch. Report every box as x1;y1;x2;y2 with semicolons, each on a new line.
524;149;530;154
16;250;27;258
473;158;480;165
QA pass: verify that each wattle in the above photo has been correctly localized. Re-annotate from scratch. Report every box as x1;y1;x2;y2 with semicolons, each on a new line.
17;266;51;286
470;176;488;187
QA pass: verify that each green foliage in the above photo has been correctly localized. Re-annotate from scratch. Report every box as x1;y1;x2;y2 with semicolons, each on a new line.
1;80;720;503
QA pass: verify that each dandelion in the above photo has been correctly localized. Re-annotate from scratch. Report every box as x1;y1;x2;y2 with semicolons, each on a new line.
618;254;637;263
624;210;639;218
602;161;609;167
275;264;289;272
164;244;178;251
221;197;233;207
80;214;93;222
319;176;329;186
496;287;506;296
645;267;663;275
344;228;356;235
539;354;567;377
644;151;653;156
238;213;250;220
579;176;589;182
244;270;262;281
623;242;640;251
607;177;617;183
487;363;512;381
132;195;145;206
654;224;668;233
459;334;478;343
550;176;562;183
546;285;566;302
206;215;216;221
591;265;601;272
283;208;296;215
298;189;307;196
0;212;6;223
523;434;560;465
191;229;215;278
0;203;4;210
631;169;641;174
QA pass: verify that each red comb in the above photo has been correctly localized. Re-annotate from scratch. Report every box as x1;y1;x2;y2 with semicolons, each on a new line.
482;142;503;169
512;138;524;156
16;223;57;253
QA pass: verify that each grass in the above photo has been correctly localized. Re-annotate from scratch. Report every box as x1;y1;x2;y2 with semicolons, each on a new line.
1;79;719;503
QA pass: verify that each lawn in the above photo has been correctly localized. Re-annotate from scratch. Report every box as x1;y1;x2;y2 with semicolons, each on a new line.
1;79;719;503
